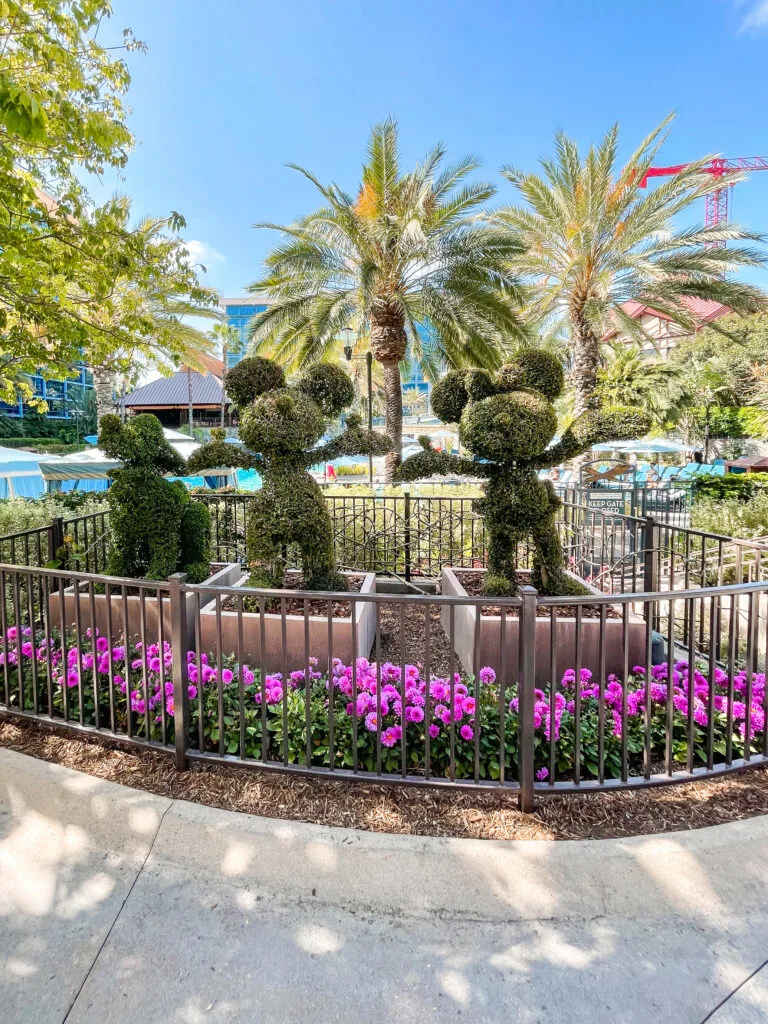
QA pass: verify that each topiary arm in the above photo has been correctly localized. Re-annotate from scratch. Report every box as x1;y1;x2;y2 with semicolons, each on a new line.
155;444;189;477
186;428;263;474
525;406;651;469
306;414;392;466
394;436;493;481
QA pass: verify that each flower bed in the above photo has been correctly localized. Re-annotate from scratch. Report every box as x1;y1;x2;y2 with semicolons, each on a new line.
1;624;764;782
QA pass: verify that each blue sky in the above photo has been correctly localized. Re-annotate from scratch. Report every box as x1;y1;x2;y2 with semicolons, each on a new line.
93;0;768;297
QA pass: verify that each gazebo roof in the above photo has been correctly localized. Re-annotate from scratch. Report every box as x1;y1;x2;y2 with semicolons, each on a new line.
122;369;225;409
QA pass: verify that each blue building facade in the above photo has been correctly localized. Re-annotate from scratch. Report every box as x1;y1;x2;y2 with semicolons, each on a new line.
221;297;269;369
0;365;94;421
222;297;433;396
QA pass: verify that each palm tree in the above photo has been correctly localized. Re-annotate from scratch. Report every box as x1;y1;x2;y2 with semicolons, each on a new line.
595;343;683;426
247;118;527;479
496;116;767;418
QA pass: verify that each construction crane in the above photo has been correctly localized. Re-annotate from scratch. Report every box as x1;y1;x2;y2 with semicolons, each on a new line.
639;156;768;245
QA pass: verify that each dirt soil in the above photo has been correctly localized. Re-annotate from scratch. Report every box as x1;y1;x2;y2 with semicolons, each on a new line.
221;572;367;618
3;715;768;841
454;569;623;619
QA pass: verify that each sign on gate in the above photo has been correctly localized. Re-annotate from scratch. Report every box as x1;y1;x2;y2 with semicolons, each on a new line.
586;489;633;517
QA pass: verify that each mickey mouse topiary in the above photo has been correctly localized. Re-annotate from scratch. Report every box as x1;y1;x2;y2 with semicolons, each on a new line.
396;351;650;597
99;413;212;582
187;357;391;590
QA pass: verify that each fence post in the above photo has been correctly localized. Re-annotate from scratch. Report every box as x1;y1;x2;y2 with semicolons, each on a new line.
48;516;65;564
169;572;189;771
403;489;412;582
643;516;659;594
643;515;660;632
517;584;537;813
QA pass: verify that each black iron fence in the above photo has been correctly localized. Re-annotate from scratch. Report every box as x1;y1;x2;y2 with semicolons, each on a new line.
2;493;766;597
1;559;767;810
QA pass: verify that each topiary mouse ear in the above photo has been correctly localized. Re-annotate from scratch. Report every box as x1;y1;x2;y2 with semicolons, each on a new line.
295;363;355;417
224;356;285;408
464;369;497;402
430;370;471;424
496;350;565;401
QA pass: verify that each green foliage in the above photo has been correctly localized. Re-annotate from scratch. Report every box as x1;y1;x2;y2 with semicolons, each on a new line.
691;492;768;541
691;473;768;502
595;344;683;427
397;353;648;596
190;357;390;589
296;363;355;417
460;391;557;463
496;349;565;401
430;370;472;424
178;501;213;583
99;414;211;581
224;357;286;409
240;390;326;465
247;117;528;479
0;494;107;538
0;390;97;442
0;5;218;407
0;438;84;454
497;116;767;411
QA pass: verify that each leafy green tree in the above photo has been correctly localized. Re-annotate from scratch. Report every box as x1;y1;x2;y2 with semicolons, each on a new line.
247;118;527;480
84;201;223;421
0;2;219;408
666;315;768;453
496;117;767;417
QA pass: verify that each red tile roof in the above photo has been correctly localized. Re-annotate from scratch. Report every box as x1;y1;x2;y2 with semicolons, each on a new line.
604;297;730;340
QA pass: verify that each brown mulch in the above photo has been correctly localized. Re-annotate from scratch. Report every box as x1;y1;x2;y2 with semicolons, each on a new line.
375;600;453;675
3;715;768;841
221;572;367;618
455;570;622;619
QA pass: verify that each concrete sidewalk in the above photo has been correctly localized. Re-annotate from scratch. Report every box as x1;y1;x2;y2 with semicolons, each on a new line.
1;747;768;1024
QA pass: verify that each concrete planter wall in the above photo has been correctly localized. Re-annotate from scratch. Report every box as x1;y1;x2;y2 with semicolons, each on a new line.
441;567;647;686
198;570;377;674
47;563;242;649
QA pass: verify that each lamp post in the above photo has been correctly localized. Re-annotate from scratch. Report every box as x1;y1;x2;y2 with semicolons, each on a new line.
187;366;193;433
342;328;374;485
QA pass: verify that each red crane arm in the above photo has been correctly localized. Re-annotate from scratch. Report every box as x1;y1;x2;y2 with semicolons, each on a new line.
639;156;768;188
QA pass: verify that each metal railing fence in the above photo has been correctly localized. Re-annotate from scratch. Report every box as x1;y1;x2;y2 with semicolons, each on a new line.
2;560;767;810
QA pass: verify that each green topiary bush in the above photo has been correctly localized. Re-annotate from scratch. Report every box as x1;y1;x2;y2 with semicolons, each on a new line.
295;363;355;417
224;356;285;409
99;413;212;582
691;473;768;503
396;353;650;596
187;357;391;590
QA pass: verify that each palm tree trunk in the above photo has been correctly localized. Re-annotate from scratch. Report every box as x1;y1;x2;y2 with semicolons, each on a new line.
370;301;407;483
570;313;601;417
91;365;116;424
382;360;403;481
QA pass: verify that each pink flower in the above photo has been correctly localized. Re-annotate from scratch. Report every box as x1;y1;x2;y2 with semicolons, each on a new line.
405;705;424;724
381;726;400;747
364;712;379;732
428;724;440;739
460;724;474;742
221;668;234;685
479;666;496;684
536;767;549;781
